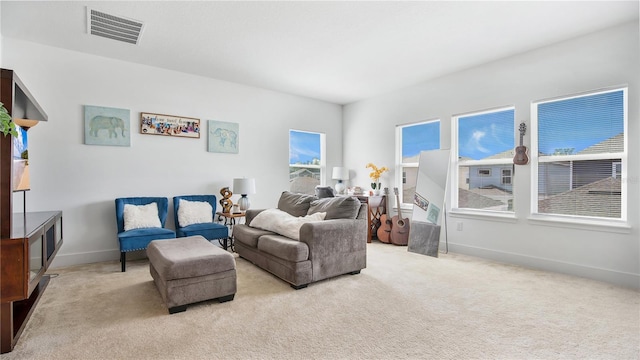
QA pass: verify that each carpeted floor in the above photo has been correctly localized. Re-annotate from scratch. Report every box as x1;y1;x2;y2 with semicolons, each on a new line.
4;242;639;360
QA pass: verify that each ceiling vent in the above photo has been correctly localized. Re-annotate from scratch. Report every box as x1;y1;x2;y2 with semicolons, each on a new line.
87;8;144;45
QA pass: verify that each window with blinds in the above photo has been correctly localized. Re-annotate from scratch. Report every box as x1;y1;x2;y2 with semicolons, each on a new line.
532;88;626;220
454;107;515;212
396;120;440;204
289;130;325;195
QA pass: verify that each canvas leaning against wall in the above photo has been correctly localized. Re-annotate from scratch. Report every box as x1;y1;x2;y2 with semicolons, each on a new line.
208;120;239;154
84;105;131;146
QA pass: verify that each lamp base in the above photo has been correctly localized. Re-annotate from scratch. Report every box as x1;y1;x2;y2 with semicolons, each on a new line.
238;195;250;211
335;181;346;195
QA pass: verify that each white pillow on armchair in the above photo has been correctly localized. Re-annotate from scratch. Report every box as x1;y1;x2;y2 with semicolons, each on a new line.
177;199;213;227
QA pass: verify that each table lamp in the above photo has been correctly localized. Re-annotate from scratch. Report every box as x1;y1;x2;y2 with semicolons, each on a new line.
332;167;349;195
233;178;256;211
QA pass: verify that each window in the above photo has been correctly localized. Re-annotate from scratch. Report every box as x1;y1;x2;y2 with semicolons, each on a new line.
396;120;440;204
289;130;325;195
453;107;514;212
532;88;626;220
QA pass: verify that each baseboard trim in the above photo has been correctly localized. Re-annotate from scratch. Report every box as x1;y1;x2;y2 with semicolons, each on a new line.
443;242;640;290
49;249;122;269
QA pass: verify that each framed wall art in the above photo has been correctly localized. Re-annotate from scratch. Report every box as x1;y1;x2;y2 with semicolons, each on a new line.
208;120;239;154
84;105;131;146
140;112;200;138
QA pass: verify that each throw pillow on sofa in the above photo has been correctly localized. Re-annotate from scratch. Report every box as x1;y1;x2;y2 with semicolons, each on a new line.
250;208;326;240
277;191;316;217
308;196;361;220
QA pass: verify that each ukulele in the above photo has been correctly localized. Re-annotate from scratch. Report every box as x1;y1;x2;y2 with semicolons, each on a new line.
513;122;529;165
376;187;392;243
390;187;410;246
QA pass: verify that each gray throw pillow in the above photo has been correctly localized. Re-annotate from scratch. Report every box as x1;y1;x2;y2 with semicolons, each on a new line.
308;196;361;220
277;191;316;217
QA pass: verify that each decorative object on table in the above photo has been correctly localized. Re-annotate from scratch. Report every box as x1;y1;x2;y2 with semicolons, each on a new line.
413;192;430;211
331;167;349;194
233;178;256;211
366;163;389;195
208;120;239;154
140;112;200;138
219;187;233;214
84;105;130;146
390;187;410;246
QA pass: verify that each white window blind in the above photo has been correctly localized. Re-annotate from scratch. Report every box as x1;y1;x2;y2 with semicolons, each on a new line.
454;108;514;212
533;88;626;220
396;120;440;204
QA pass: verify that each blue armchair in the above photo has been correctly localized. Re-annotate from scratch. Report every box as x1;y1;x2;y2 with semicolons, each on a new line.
115;197;176;272
173;195;228;243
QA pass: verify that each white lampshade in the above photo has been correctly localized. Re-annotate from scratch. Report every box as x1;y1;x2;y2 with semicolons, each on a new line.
332;167;349;180
233;178;256;195
233;178;256;211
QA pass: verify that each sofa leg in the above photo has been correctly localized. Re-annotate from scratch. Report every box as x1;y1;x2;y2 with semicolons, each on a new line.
218;294;235;303
349;270;361;275
121;252;126;272
291;283;308;290
168;305;187;314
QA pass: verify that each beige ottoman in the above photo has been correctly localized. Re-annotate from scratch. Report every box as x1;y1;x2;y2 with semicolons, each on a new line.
147;236;236;314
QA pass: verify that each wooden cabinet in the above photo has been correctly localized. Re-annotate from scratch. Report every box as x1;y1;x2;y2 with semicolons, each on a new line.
356;195;387;243
1;69;61;354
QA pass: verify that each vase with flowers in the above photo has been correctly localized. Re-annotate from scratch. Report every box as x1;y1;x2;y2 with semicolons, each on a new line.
366;163;388;196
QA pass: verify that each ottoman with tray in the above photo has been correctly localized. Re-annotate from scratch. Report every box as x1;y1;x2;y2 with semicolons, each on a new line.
147;235;237;314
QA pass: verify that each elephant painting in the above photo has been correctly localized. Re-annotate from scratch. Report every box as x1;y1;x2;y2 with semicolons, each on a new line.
212;128;238;149
89;116;126;138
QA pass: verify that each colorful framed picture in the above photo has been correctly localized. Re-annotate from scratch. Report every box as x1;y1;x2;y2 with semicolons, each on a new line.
208;120;239;154
140;112;200;138
84;105;131;146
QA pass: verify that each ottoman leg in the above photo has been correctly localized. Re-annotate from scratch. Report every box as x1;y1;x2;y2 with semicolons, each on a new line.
169;305;187;314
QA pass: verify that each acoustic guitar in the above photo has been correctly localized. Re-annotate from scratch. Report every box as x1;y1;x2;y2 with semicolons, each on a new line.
513;122;529;165
390;187;410;246
376;187;392;243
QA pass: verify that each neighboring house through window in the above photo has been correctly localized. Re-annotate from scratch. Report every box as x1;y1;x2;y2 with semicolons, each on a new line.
289;130;325;195
453;107;515;212
532;88;626;220
396;120;440;204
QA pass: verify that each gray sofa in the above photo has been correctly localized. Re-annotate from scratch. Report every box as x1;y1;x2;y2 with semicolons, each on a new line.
233;191;367;289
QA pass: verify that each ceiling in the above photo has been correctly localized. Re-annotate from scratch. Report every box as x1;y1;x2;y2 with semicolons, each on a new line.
1;1;638;105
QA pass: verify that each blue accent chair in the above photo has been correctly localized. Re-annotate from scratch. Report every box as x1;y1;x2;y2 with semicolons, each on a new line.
173;195;228;242
115;197;176;272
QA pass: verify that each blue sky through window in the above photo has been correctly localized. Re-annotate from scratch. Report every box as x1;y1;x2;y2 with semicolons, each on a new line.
289;130;320;164
458;109;514;160
402;121;440;159
538;90;623;155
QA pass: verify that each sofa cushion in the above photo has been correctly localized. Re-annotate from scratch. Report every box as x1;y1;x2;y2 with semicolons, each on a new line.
277;191;316;217
249;208;326;240
308;196;361;220
257;234;310;262
234;224;275;248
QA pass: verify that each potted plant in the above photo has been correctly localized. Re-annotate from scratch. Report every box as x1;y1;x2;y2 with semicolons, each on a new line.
0;102;17;137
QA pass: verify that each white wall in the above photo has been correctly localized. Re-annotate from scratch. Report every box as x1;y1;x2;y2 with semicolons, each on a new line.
344;21;640;288
2;38;343;267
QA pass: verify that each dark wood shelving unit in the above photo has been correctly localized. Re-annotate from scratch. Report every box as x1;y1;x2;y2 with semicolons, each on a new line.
1;69;63;354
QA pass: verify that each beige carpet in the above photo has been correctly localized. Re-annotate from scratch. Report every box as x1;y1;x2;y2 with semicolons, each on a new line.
4;242;639;360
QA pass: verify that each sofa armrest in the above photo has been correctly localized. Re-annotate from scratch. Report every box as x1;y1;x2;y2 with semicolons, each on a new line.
299;218;367;260
244;209;266;224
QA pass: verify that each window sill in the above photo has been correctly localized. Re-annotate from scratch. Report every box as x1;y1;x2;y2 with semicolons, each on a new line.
449;209;517;223
527;214;631;234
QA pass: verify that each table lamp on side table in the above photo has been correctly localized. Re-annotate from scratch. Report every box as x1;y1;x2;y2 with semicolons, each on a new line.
233;178;256;211
332;167;349;195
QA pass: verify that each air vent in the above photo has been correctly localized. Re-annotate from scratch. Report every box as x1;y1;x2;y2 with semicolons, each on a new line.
87;8;144;45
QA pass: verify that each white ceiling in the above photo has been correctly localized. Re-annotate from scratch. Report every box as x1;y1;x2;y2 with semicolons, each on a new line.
1;1;638;105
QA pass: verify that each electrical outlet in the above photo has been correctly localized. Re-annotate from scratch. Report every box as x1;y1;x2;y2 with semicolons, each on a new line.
456;222;463;231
